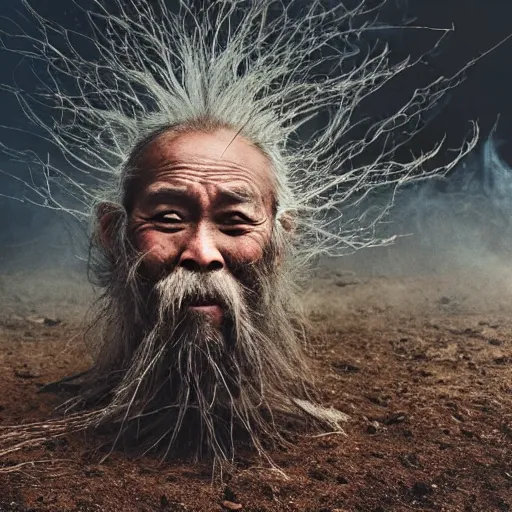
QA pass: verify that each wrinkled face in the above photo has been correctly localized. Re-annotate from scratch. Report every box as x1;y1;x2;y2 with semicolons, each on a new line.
126;128;276;326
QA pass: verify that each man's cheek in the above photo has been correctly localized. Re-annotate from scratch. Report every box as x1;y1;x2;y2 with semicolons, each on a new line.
135;230;178;268
226;232;268;264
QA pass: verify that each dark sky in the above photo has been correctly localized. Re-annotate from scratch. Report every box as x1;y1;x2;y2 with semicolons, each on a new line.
401;1;512;158
0;0;512;249
1;0;511;154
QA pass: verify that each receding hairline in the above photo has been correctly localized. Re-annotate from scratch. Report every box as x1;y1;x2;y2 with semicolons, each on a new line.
121;120;278;213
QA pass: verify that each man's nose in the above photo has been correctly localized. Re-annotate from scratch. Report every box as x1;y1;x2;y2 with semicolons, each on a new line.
179;224;224;272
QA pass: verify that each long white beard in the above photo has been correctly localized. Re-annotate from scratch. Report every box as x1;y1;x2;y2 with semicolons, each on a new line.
92;264;305;459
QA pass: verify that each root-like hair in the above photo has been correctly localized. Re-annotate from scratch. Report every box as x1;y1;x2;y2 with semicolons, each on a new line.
0;0;478;261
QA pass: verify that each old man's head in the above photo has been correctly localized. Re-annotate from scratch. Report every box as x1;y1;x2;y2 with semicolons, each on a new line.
80;121;314;459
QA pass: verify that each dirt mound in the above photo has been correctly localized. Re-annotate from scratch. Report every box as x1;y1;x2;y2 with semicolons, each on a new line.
0;270;511;511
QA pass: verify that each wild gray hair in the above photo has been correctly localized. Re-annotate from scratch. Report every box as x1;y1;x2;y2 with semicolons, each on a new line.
0;0;478;262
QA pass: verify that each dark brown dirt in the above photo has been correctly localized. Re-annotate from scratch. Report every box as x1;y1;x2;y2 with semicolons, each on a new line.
0;270;511;511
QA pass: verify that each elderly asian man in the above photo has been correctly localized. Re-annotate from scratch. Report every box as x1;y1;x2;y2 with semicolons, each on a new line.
0;0;476;464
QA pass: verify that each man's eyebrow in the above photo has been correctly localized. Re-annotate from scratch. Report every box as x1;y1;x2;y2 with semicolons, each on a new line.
142;185;191;204
216;186;258;204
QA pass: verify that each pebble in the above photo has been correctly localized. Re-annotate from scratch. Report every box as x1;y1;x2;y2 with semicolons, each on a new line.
221;500;243;510
26;315;61;326
14;366;41;379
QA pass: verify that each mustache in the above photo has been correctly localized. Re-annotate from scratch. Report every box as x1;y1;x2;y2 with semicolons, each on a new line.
153;266;249;323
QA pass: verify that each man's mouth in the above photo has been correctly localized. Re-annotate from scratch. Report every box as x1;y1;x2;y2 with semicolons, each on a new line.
189;304;221;311
187;299;224;326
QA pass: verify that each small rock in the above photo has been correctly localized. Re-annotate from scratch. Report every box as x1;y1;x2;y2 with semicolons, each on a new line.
383;412;407;425
332;361;360;374
14;367;40;379
489;338;503;346
439;296;451;305
221;500;242;511
26;315;61;326
308;467;329;481
43;317;62;327
335;278;360;287
366;423;379;435
411;481;433;497
26;315;46;324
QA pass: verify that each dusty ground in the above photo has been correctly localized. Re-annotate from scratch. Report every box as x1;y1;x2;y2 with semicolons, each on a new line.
0;266;511;511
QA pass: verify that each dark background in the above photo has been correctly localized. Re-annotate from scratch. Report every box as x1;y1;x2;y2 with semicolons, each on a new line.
0;0;511;261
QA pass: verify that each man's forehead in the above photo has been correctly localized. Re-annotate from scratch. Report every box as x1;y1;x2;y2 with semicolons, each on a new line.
129;128;277;211
137;128;274;189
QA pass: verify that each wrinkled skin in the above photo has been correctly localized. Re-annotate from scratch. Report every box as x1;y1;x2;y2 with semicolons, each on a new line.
124;129;277;326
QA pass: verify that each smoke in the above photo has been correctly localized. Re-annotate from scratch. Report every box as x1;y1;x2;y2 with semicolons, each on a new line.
411;135;512;258
337;134;512;276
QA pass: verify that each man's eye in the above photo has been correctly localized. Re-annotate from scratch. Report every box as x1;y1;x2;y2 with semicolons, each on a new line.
221;212;253;225
153;212;183;223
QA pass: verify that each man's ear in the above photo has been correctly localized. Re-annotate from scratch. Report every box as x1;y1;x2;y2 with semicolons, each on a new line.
273;210;296;267
95;201;124;261
277;210;296;233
